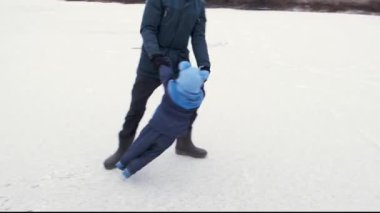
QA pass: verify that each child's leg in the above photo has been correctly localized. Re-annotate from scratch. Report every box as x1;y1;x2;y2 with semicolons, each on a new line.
126;134;175;175
119;125;160;167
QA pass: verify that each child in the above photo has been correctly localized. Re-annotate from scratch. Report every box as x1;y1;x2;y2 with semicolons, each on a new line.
116;61;209;178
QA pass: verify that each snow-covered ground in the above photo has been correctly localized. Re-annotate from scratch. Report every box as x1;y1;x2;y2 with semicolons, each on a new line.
1;0;380;211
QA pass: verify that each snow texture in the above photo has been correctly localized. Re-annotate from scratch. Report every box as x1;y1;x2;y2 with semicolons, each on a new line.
0;0;380;211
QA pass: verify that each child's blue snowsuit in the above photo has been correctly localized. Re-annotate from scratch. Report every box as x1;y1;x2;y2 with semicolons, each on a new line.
118;62;207;177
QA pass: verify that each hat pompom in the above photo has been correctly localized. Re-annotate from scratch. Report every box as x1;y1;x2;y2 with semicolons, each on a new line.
178;61;191;71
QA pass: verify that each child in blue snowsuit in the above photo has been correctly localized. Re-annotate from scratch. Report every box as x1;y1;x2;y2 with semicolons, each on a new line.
116;61;209;178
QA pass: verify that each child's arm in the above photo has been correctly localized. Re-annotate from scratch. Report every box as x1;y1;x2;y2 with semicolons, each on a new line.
158;65;174;87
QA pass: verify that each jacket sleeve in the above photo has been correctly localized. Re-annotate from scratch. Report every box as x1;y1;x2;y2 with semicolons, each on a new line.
191;5;211;69
140;0;163;59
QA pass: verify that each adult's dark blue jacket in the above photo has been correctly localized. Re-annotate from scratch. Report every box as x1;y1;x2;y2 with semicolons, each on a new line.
137;0;211;79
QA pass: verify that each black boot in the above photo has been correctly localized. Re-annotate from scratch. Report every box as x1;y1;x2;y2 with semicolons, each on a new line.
103;135;134;170
175;128;207;158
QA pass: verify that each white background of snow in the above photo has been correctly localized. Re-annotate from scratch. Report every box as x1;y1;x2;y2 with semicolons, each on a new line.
1;0;380;211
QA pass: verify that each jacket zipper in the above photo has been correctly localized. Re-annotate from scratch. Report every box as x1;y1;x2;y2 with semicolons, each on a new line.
168;0;191;49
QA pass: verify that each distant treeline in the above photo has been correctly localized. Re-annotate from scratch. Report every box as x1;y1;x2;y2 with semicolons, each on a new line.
65;0;380;15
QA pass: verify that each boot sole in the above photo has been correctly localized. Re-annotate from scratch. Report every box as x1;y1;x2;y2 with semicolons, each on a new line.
175;149;207;158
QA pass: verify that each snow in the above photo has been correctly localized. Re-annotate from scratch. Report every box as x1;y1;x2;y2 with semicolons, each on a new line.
1;0;380;211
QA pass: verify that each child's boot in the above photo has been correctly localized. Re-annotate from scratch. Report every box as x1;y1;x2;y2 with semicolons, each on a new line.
115;161;125;170
122;168;132;179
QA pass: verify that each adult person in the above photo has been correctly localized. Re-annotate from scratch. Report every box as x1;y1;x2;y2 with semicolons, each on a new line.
103;0;211;170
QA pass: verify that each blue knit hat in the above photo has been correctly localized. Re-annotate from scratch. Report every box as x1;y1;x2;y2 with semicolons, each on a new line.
176;61;203;95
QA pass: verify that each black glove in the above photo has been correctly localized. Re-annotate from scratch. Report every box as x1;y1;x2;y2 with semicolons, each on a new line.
151;54;171;70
